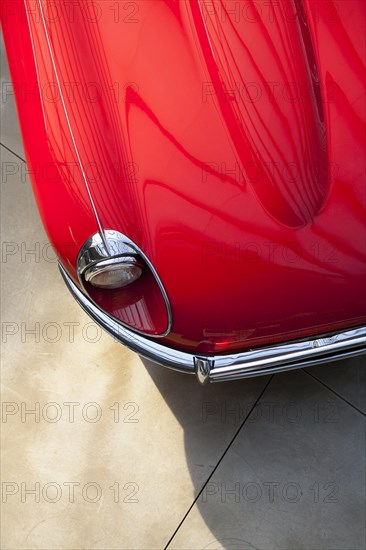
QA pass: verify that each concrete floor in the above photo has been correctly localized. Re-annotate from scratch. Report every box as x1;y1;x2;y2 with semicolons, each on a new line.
1;36;365;550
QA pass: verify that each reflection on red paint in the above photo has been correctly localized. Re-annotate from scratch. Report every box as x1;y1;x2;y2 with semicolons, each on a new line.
2;0;365;353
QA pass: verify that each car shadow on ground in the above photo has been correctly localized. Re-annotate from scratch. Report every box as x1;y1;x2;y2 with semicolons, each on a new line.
141;357;270;550
140;356;365;550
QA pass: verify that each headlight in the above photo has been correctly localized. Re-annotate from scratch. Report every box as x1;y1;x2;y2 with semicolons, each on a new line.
76;230;172;336
84;257;143;289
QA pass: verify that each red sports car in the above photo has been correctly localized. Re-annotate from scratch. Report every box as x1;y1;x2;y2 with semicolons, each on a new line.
2;0;365;383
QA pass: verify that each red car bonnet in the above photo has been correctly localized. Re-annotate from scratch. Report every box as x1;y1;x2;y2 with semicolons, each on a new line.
2;0;365;353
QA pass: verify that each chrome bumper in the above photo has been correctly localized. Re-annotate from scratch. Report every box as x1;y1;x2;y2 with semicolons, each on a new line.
59;263;366;384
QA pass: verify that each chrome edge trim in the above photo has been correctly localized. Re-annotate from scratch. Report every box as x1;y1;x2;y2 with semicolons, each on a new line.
59;262;192;373
60;263;366;384
76;230;173;338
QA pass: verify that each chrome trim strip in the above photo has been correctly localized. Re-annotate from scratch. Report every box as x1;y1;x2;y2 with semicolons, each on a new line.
60;263;366;384
37;0;108;251
59;263;190;370
76;230;173;338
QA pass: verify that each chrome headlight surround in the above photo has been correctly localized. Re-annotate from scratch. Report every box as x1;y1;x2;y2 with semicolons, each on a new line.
77;230;139;275
76;230;172;337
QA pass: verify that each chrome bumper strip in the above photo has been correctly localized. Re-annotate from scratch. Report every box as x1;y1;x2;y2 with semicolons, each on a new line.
59;263;366;384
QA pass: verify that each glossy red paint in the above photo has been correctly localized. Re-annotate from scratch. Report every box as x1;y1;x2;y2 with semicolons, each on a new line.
86;267;169;336
2;0;365;354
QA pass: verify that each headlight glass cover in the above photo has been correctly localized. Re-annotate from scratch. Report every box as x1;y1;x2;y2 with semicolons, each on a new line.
84;257;143;289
